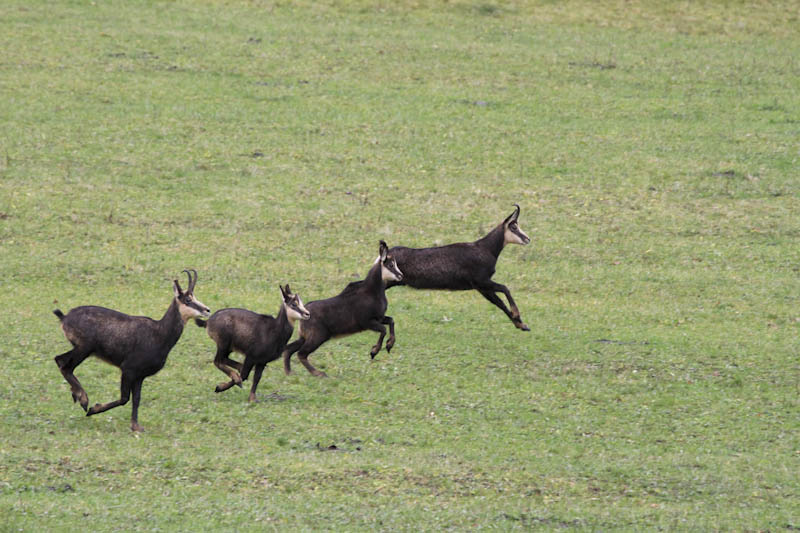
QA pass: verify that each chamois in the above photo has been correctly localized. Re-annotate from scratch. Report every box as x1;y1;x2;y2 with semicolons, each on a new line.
53;269;210;432
283;240;403;377
386;204;531;330
195;284;310;402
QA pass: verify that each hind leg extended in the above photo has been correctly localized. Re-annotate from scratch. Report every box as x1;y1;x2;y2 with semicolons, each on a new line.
216;356;260;395
223;357;243;373
54;348;91;411
87;374;132;418
213;346;243;392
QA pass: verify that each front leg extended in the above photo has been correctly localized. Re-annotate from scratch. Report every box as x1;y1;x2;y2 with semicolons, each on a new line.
381;316;396;353
477;281;530;331
367;319;387;359
283;338;305;375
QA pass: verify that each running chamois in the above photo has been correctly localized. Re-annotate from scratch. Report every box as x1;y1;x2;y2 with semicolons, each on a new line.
283;240;403;378
53;269;210;432
195;284;310;402
386;204;531;330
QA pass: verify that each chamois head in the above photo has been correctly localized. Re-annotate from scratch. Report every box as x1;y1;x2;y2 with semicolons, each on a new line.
280;284;311;324
379;240;403;283
173;269;211;322
502;204;530;245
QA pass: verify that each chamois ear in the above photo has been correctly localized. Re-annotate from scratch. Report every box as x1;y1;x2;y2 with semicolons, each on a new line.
284;284;292;295
279;284;288;301
173;279;183;298
379;240;389;261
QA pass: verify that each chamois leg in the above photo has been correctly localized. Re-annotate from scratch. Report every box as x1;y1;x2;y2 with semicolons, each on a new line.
130;378;144;432
283;338;305;375
382;316;396;353
223;357;243;373
240;356;256;380
87;374;132;417
54;348;91;411
214;378;240;393
366;319;387;359
478;281;529;331
216;355;252;394
295;338;328;378
248;363;266;403
477;289;515;320
213;345;243;391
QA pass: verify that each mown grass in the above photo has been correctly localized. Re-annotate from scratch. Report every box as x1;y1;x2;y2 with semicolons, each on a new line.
1;0;798;530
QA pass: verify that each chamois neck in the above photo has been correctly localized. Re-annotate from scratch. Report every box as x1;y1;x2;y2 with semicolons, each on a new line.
157;298;186;347
364;260;385;291
277;302;292;328
476;223;506;258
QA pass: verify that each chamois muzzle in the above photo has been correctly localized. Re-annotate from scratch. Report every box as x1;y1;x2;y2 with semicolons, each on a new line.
386;261;403;282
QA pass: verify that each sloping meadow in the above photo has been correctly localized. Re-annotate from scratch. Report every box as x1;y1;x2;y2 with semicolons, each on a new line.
1;0;798;530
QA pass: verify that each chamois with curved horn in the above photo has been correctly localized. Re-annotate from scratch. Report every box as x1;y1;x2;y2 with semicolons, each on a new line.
195;284;310;402
53;269;210;431
283;240;402;377
386;204;531;330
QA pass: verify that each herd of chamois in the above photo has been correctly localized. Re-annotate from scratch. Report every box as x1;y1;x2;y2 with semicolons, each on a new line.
52;205;531;431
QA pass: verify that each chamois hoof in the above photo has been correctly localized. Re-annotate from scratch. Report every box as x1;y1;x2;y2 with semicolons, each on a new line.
86;404;101;416
516;322;530;331
72;391;89;411
131;422;144;432
248;393;257;403
313;371;328;378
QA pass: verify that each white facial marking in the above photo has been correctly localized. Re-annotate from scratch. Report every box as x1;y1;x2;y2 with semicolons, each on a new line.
287;308;301;325
381;261;402;282
178;294;210;322
284;295;310;327
504;222;530;245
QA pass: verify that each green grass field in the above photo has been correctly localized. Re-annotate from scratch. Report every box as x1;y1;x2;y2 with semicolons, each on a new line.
1;0;798;530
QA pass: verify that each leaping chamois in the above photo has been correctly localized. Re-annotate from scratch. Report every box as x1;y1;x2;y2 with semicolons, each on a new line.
283;240;403;377
386;204;531;330
53;270;210;432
